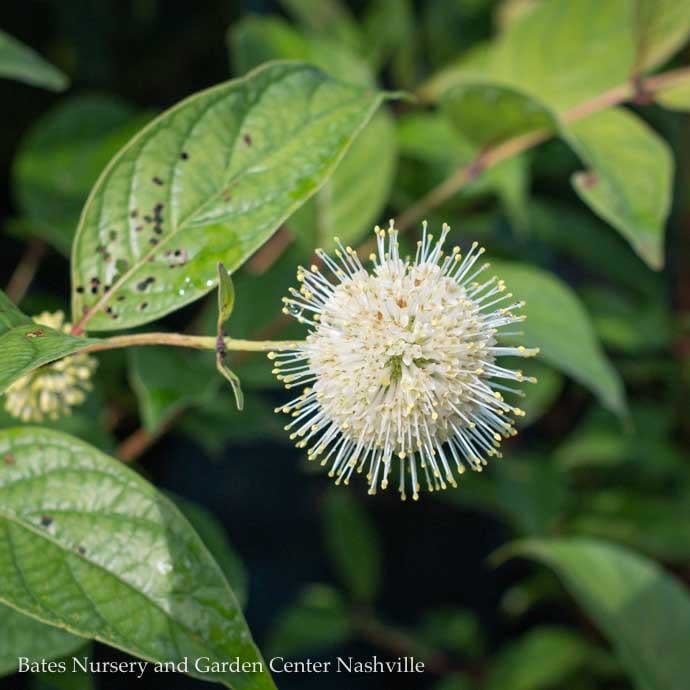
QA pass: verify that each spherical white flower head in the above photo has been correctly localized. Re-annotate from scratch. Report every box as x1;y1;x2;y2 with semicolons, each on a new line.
272;222;538;500
5;311;97;423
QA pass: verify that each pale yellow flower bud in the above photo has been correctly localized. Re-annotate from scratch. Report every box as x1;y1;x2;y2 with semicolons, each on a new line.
5;311;97;422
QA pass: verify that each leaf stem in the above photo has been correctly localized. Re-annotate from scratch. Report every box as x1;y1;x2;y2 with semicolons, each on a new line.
395;64;690;233
5;239;46;304
80;333;299;354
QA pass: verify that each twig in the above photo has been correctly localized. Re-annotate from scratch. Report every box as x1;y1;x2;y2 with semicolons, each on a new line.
352;612;459;676
394;65;690;234
117;417;176;464
5;239;46;303
80;332;299;355
246;225;294;274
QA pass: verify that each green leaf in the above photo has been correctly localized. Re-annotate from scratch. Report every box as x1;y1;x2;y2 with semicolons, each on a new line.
277;0;362;53
362;0;416;81
506;538;690;690
322;490;381;603
485;626;603;690
442;82;556;148
0;289;30;331
437;82;672;268
442;454;569;536
214;243;305;390
128;347;216;431
656;78;690;111
217;263;235;332
12;95;151;255
563;108;673;269
420;0;637;109
0;427;275;690
482;0;637;111
0;30;67;91
416;41;494;103
229;17;397;251
633;0;690;71
70;62;389;331
0;291;97;394
421;0;493;71
568;490;690;562
581;285;671;353
266;584;352;658
229;16;372;86
214;261;245;409
230;16;311;76
556;403;681;475
171;495;249;609
216;358;244;411
492;261;625;415
0;603;84;676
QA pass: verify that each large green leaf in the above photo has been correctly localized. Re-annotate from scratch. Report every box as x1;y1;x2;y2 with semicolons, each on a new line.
0;427;275;690
12;95;151;255
507;538;690;690
492;261;625;415
563;108;672;269
0;291;97;394
420;0;636;109
438;80;671;269
322;490;381;603
0;30;67;91
0;603;84;676
70;61;388;332
477;0;636;110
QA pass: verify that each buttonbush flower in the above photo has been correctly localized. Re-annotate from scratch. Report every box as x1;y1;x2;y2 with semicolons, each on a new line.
5;311;97;422
272;222;538;500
